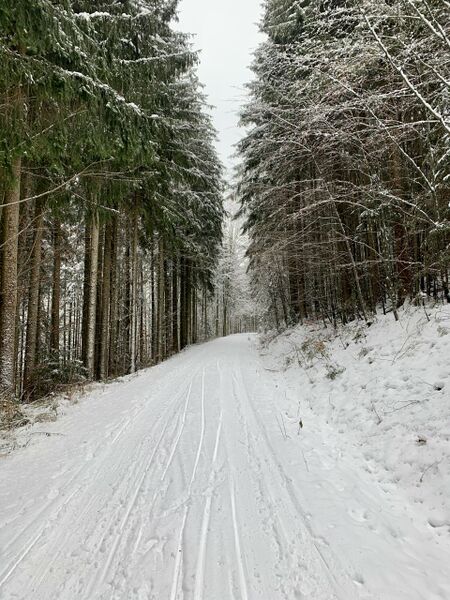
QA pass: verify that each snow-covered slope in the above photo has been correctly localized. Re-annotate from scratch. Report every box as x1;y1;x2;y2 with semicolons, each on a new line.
1;330;449;599
262;303;450;540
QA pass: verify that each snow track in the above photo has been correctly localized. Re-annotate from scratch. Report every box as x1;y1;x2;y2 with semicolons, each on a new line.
1;335;450;599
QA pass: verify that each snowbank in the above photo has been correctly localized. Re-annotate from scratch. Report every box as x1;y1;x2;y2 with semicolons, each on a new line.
260;303;450;538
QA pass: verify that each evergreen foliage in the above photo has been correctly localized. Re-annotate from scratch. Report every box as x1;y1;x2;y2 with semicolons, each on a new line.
0;0;225;400
238;0;450;329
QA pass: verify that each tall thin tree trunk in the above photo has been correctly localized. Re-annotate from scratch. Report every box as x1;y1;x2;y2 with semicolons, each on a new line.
23;198;45;398
172;258;179;354
332;203;369;323
0;156;22;398
222;292;227;337
100;222;112;380
203;287;208;340
94;226;104;379
192;286;198;343
180;257;188;350
82;212;100;379
81;222;91;367
14;170;32;394
157;237;165;362
139;265;145;366
129;210;138;373
215;294;220;338
50;218;61;356
108;217;118;376
150;234;157;361
164;258;171;357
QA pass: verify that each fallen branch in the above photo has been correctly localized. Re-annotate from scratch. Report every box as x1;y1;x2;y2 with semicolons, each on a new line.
420;461;440;484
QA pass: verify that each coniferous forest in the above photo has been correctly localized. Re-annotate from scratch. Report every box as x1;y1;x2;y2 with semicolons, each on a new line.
1;0;449;404
0;1;228;402
239;0;450;329
2;2;450;597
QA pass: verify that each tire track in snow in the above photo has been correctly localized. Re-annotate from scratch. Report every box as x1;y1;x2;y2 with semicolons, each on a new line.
170;368;206;600
30;418;176;598
86;417;174;596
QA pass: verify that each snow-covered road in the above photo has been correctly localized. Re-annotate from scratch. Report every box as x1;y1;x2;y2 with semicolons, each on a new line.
1;335;449;600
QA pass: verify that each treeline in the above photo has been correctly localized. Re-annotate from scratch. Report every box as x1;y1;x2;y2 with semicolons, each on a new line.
213;210;259;337
0;1;224;402
238;0;450;329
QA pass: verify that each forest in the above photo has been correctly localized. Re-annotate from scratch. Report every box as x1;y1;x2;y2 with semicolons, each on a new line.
1;1;450;597
239;0;450;329
0;0;243;404
1;0;449;404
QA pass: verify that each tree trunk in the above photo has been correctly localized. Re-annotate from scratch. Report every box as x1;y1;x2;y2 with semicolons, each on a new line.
157;237;165;362
15;171;32;397
82;212;100;379
164;257;171;357
222;292;228;337
81;222;91;367
94;226;104;379
23;198;45;398
172;258;179;354
332;203;369;323
50;218;61;356
150;234;157;362
130;210;138;373
108;216;118;376
180;257;188;350
98;222;112;380
0;156;22;398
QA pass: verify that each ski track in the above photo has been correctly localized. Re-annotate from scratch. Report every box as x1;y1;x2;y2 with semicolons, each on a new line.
24;373;196;599
193;409;223;600
229;477;249;600
232;369;353;600
169;368;207;600
1;335;450;600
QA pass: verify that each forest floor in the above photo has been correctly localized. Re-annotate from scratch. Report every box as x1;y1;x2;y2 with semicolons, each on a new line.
1;308;450;599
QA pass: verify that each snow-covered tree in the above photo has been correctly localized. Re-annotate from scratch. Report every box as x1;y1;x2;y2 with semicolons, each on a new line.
210;199;260;337
238;0;450;330
0;1;225;400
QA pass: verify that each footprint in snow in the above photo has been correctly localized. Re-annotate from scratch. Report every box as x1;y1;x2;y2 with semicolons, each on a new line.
348;507;369;523
47;487;60;500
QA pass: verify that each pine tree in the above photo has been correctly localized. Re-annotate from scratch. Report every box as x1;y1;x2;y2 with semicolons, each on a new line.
238;0;450;329
0;0;226;402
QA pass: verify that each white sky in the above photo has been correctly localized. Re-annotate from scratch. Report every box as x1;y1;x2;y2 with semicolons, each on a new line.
177;1;264;177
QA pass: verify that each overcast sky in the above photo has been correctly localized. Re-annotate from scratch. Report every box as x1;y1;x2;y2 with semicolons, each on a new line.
177;1;264;177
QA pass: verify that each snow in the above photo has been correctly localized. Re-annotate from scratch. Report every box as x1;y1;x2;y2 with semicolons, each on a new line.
262;303;450;541
75;12;112;20
1;316;450;599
